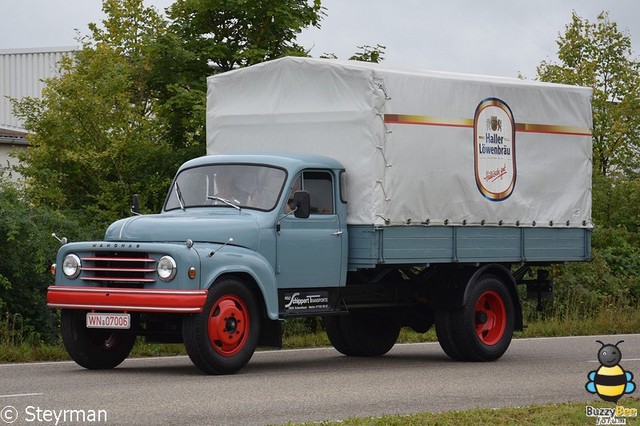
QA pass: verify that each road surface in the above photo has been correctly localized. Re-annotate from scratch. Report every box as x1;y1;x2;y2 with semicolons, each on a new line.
1;334;639;425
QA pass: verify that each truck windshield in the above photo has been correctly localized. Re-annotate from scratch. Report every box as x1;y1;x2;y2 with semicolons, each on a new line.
164;164;286;212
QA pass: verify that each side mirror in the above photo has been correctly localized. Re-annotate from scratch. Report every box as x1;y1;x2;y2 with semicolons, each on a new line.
131;194;140;215
292;190;310;219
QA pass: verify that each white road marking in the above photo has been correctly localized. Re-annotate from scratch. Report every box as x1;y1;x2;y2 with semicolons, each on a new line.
0;393;43;398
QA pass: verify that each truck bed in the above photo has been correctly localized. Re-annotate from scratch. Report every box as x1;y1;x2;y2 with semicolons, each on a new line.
347;225;591;270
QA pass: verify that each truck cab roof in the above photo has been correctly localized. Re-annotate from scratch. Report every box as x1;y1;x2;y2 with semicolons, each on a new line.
179;153;345;174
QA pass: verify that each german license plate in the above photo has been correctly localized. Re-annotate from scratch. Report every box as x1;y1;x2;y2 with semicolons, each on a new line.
86;313;131;329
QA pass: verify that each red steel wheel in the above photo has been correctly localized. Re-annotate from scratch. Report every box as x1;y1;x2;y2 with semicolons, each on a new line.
208;295;249;357
436;274;514;362
474;290;507;346
183;276;260;374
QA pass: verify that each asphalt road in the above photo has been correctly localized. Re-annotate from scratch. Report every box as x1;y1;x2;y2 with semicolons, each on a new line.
2;334;640;425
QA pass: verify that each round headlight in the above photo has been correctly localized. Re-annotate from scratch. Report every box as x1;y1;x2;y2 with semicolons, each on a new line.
157;256;177;281
62;254;81;279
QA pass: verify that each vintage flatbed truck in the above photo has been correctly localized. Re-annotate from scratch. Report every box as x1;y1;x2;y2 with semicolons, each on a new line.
47;57;592;374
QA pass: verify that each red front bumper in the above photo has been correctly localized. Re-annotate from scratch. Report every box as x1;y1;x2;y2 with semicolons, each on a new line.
47;286;208;313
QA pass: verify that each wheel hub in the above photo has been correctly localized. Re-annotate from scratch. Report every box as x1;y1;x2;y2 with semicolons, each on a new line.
224;315;238;334
475;311;488;324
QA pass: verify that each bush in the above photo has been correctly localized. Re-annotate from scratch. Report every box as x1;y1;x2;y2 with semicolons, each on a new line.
0;178;94;343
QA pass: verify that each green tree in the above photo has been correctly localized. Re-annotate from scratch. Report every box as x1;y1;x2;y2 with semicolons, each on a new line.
143;0;326;157
6;0;327;343
537;11;640;177
13;0;177;227
536;12;640;317
320;44;387;62
349;44;386;63
166;0;324;72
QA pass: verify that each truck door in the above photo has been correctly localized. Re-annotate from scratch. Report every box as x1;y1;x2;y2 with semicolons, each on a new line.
276;171;344;288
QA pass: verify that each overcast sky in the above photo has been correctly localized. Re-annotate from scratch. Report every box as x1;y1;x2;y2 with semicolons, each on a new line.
1;0;638;79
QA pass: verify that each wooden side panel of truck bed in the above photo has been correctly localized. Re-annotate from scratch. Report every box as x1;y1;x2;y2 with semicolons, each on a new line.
347;225;591;270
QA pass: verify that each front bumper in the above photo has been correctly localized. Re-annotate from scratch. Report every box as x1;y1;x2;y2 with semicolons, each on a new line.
47;286;208;313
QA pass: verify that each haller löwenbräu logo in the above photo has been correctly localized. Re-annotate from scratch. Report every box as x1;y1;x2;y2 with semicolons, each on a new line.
473;98;516;201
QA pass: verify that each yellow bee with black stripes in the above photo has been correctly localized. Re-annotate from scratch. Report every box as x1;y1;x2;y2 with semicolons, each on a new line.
586;340;636;403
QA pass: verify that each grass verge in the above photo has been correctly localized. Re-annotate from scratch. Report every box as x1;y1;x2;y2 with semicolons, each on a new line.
281;399;640;425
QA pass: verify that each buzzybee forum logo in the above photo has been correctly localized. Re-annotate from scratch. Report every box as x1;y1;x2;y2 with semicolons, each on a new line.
585;340;637;424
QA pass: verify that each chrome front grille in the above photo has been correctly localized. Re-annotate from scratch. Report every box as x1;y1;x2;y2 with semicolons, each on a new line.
80;252;156;287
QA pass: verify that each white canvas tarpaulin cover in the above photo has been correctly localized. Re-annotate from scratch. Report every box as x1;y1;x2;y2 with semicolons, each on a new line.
207;57;592;228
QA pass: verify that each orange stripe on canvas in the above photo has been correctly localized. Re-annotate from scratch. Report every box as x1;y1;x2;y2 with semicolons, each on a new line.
384;114;591;136
383;114;473;129
514;123;592;136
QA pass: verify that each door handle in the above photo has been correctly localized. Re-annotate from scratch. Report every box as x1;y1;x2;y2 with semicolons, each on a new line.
333;230;343;236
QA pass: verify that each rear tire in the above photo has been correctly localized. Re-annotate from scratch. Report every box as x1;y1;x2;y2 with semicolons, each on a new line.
324;316;355;356
434;309;465;361
183;277;259;374
61;309;136;369
326;310;400;357
436;275;514;361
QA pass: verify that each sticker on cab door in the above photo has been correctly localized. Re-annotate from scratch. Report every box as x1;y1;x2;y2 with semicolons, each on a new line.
282;291;330;313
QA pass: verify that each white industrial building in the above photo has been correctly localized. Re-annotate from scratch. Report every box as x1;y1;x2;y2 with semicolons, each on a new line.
0;46;76;179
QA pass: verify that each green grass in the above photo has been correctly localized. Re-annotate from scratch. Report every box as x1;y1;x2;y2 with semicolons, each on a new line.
0;339;189;363
281;399;640;425
519;307;640;337
0;341;69;363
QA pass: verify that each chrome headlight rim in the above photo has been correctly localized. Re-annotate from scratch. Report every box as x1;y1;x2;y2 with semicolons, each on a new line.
62;254;81;279
156;256;177;282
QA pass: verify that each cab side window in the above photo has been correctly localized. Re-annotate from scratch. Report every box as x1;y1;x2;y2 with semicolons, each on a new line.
287;171;334;215
305;171;333;214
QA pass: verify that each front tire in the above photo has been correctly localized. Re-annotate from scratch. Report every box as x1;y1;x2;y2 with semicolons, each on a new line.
183;277;259;374
61;310;136;369
435;275;514;361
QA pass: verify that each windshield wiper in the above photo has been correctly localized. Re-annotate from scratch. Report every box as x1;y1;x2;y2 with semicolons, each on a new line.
175;181;186;211
206;195;241;211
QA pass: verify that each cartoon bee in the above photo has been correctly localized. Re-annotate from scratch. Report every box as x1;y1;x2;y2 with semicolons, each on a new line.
586;340;636;403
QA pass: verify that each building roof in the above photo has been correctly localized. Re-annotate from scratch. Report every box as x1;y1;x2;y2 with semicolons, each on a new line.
0;126;28;145
0;46;77;133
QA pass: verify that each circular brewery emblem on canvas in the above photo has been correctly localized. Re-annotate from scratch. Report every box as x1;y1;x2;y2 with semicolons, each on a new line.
473;98;516;201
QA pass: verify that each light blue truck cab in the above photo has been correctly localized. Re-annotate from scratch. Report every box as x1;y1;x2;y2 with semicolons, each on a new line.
48;153;351;374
